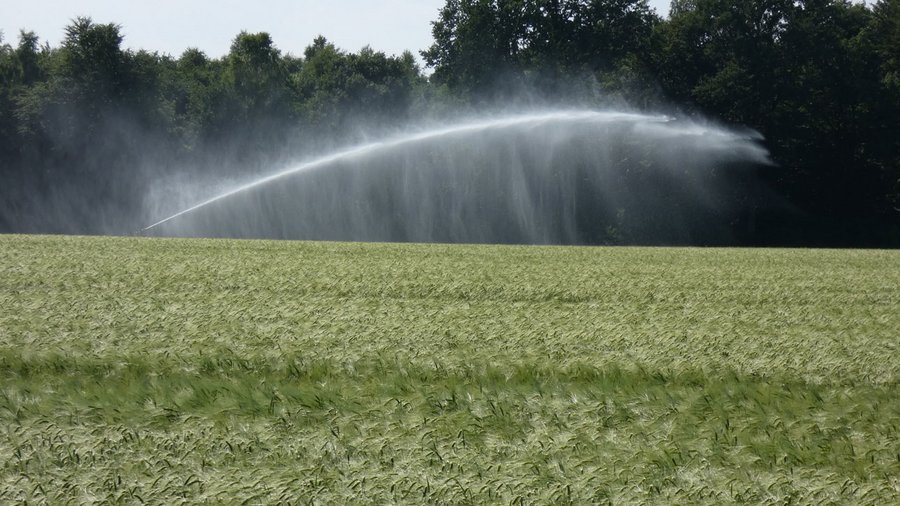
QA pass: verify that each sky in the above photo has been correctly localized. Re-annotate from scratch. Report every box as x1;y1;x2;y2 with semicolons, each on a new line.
1;0;673;61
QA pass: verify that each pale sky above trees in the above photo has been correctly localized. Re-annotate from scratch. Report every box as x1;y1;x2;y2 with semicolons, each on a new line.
2;0;673;59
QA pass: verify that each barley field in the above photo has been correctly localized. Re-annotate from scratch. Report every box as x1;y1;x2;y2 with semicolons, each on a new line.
1;235;898;504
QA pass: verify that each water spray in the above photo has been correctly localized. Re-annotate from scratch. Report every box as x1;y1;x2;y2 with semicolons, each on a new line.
143;110;674;231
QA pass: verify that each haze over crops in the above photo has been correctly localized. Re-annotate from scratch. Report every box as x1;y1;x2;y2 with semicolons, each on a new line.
2;0;898;246
1;235;898;503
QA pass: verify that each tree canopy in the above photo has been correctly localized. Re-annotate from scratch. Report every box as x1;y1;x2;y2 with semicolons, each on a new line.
0;2;897;245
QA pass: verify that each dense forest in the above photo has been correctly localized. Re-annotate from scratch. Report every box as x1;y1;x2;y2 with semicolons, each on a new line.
0;0;898;246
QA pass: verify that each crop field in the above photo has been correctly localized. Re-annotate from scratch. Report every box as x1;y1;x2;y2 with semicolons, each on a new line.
0;235;898;504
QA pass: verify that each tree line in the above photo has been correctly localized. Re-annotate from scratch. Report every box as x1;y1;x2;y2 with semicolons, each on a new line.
0;0;898;245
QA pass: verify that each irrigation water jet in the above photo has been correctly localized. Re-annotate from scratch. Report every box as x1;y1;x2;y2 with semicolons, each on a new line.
143;111;669;231
145;109;771;244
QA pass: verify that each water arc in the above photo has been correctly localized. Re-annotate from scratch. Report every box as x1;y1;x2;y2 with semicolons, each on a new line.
144;109;770;244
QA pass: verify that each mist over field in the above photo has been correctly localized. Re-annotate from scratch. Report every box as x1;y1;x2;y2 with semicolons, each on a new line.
0;0;897;245
144;110;773;244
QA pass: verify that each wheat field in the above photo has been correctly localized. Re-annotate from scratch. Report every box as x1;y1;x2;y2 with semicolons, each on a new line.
1;235;898;503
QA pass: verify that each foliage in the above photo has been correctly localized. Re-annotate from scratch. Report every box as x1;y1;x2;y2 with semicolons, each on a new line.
0;235;898;503
422;0;660;99
652;0;900;243
0;3;898;245
0;20;424;234
294;37;424;134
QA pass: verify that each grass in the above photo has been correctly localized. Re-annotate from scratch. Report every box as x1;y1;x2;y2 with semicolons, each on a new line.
0;234;898;504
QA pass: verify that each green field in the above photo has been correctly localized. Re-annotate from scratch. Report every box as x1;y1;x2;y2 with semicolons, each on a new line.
1;235;898;504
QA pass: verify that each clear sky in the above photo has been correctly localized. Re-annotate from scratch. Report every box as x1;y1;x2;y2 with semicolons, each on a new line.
2;0;673;60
